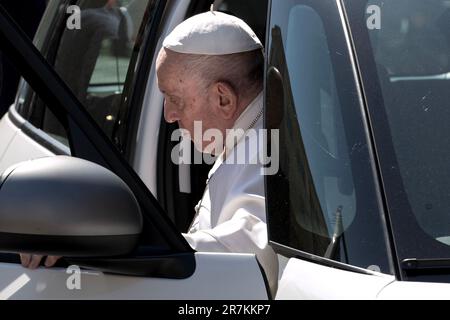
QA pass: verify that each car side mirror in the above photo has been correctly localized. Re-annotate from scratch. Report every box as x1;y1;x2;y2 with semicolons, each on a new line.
0;156;142;257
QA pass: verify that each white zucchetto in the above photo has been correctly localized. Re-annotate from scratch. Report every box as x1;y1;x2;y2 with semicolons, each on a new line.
163;11;262;55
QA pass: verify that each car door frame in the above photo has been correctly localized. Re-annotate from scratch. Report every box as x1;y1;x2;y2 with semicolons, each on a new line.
0;1;273;300
0;0;194;272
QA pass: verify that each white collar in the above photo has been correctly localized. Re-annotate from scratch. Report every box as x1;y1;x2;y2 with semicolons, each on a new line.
232;91;264;132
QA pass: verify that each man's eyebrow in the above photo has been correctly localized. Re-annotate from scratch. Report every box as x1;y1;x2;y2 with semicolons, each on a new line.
161;88;180;97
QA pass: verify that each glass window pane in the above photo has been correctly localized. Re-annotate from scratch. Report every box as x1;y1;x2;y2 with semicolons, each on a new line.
28;0;152;146
363;0;450;260
266;0;391;273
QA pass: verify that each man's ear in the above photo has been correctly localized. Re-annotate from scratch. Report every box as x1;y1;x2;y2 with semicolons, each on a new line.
212;81;238;120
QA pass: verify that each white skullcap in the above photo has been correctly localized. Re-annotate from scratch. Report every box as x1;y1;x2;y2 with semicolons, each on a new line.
163;11;262;55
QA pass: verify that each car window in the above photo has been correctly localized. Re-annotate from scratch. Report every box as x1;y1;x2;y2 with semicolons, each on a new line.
346;0;450;273
369;0;449;76
266;0;392;273
21;0;152;147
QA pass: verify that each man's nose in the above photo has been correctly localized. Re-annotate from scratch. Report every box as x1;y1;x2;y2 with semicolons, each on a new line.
163;100;181;123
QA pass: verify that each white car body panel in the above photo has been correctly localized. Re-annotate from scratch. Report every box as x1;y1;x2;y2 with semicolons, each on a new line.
275;258;395;300
0;252;268;300
0;110;19;164
0;110;56;174
377;281;450;300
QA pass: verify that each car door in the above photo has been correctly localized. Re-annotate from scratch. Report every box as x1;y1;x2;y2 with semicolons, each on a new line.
0;1;269;300
264;0;396;299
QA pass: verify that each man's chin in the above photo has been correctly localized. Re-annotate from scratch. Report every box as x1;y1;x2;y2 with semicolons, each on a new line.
180;130;222;156
200;142;224;156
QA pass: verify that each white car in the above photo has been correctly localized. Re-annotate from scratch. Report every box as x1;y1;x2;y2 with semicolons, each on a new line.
0;0;450;300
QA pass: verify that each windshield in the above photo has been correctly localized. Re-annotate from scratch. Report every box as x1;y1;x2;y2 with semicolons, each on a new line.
346;0;450;267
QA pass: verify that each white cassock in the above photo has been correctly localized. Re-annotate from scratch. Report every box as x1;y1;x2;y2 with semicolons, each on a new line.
183;92;278;296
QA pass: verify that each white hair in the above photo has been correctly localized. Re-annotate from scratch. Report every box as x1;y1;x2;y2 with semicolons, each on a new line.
166;49;264;100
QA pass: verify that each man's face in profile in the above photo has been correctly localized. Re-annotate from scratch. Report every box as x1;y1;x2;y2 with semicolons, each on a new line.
156;49;232;154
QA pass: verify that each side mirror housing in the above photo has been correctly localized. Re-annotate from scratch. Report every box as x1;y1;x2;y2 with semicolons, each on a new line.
0;156;142;257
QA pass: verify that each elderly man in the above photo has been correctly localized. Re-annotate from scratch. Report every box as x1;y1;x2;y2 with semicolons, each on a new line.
20;10;278;296
159;11;278;294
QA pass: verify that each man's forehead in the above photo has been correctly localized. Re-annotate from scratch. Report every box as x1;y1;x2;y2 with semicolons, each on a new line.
157;65;183;95
157;49;183;71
